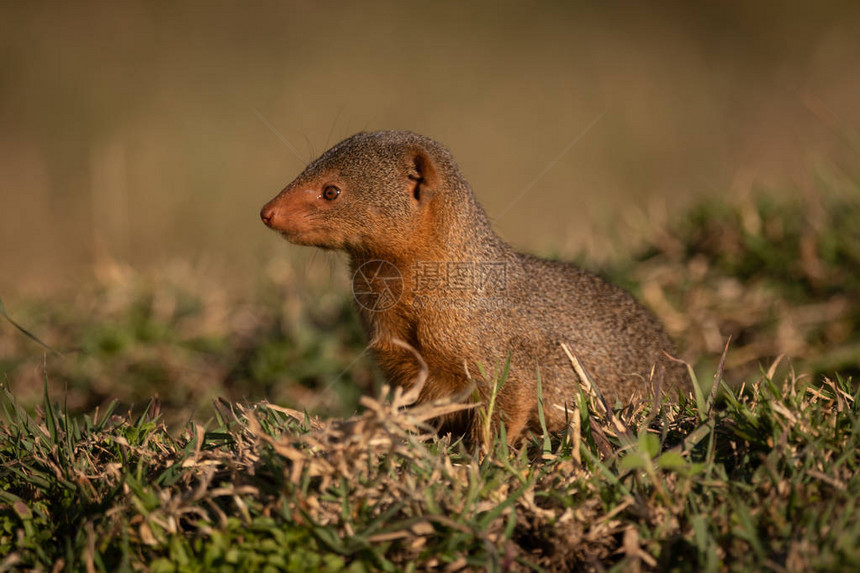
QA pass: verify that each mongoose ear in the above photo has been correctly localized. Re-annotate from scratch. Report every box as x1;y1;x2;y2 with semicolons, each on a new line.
407;150;439;203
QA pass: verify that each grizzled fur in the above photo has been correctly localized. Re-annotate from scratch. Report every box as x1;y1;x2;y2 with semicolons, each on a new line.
261;131;690;443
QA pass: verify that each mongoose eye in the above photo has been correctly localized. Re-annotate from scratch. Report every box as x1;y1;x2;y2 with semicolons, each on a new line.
322;185;341;201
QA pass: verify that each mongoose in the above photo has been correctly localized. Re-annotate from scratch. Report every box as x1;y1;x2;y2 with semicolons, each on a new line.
261;131;690;442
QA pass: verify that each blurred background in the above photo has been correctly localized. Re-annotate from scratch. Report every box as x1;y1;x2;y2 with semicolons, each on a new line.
2;0;859;293
1;1;859;422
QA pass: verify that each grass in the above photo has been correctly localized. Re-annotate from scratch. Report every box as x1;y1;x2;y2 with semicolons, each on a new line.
1;188;859;570
1;365;858;571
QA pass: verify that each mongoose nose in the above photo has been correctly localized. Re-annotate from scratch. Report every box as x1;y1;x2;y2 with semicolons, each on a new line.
260;204;276;227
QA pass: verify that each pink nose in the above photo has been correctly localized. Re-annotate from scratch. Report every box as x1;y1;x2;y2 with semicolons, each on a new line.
260;204;277;227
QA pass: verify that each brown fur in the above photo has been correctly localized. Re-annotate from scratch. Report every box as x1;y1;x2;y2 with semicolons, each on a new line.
261;131;690;442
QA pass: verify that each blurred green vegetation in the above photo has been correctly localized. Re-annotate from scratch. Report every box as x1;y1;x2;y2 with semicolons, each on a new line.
596;187;860;386
0;260;375;426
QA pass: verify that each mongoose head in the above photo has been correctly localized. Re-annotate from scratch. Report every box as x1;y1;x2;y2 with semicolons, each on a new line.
260;131;452;256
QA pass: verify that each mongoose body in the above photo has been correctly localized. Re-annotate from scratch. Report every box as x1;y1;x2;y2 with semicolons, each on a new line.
261;131;689;441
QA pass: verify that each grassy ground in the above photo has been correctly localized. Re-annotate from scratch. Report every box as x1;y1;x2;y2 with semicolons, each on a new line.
1;188;859;571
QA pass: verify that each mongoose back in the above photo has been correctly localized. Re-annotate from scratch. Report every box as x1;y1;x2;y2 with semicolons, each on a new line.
261;131;690;442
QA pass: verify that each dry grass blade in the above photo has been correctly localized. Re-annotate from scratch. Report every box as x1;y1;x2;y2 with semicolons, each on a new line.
562;342;632;439
708;336;732;417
